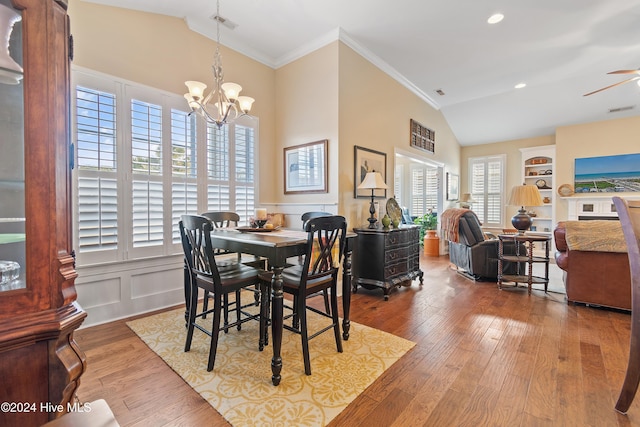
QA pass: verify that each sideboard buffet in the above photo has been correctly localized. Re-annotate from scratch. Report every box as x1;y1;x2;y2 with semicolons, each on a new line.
352;225;423;300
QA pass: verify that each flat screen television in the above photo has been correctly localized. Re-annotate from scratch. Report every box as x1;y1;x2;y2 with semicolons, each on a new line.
574;153;640;193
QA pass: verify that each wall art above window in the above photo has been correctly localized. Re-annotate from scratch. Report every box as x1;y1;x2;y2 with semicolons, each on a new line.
410;119;435;153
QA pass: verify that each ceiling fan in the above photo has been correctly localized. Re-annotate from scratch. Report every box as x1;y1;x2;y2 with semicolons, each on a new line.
583;69;640;96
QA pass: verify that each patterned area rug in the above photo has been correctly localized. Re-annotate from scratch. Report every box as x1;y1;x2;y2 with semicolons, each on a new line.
127;302;415;426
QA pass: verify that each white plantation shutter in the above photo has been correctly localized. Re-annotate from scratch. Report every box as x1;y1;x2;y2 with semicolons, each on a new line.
207;125;231;214
207;122;255;224
425;168;438;210
394;164;403;206
75;87;118;253
131;99;163;247
170;110;198;243
234;125;255;223
411;167;425;216
72;71;258;263
410;164;439;217
469;155;505;226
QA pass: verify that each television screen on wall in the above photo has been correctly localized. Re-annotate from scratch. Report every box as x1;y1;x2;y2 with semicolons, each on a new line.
574;153;640;193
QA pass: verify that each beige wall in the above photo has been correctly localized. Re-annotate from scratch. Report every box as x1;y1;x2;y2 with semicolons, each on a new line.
461;135;555;227
555;115;640;221
67;0;277;201
274;43;339;204
337;43;460;227
461;114;640;227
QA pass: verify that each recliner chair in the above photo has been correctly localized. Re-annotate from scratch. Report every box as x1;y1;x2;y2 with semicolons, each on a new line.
446;210;523;280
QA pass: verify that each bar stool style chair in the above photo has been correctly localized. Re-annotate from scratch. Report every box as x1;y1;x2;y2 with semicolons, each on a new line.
260;215;346;375
612;197;640;414
180;214;264;371
300;212;332;313
200;211;263;328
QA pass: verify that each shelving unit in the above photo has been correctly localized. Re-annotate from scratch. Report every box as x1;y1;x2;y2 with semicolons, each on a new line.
520;146;556;236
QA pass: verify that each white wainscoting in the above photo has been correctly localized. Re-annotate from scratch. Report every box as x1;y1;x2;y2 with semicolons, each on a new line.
75;203;339;328
75;254;184;328
263;202;339;229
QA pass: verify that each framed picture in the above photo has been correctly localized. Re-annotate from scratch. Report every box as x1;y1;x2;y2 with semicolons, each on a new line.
446;172;459;201
284;140;328;194
354;145;387;199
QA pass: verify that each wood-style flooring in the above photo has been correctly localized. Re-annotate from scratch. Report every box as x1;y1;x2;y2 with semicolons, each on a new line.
75;254;640;426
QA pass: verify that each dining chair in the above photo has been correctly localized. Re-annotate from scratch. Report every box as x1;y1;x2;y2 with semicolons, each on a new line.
200;211;263;329
299;212;332;313
612;197;640;414
180;214;264;371
260;215;346;375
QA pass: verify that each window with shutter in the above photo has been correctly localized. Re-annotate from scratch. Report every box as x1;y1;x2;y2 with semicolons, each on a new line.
410;164;439;216
394;164;403;206
76;86;118;253
469;155;505;227
72;71;258;264
234;124;255;222
170;110;198;243
131;99;163;248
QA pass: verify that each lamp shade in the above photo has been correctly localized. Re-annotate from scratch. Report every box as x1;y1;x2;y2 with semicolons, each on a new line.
507;184;543;233
357;171;388;190
459;193;475;203
507;184;543;207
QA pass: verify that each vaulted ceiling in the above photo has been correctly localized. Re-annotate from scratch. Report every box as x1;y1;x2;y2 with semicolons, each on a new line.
84;0;640;146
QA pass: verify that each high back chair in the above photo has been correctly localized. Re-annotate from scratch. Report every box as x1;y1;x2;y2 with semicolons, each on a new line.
180;214;264;372
200;211;263;325
299;211;332;312
260;215;346;375
612;197;640;414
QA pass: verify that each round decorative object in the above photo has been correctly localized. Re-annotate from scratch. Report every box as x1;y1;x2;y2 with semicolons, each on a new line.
535;179;550;189
385;197;402;225
557;183;574;197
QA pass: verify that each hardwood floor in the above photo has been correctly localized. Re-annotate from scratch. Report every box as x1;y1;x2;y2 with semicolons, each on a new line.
75;254;640;426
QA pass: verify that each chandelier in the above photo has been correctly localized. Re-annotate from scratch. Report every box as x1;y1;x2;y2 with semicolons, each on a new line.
183;0;254;128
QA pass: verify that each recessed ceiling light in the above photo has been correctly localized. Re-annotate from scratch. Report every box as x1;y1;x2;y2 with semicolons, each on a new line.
487;13;504;24
515;83;526;89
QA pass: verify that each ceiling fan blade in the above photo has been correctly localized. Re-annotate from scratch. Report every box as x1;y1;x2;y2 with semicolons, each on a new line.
607;69;640;75
583;76;640;96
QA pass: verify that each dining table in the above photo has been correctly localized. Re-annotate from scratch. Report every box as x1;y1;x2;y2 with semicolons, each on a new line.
207;227;356;386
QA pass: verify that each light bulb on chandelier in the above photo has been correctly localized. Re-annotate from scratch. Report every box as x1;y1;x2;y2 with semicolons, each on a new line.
183;0;254;128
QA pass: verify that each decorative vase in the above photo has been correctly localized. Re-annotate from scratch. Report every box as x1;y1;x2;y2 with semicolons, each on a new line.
424;230;439;257
381;214;391;229
392;218;400;228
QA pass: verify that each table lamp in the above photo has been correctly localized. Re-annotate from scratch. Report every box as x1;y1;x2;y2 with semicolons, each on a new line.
357;171;388;228
458;193;475;209
507;184;543;234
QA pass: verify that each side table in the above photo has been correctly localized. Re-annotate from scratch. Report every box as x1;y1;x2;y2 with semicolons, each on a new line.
497;233;551;295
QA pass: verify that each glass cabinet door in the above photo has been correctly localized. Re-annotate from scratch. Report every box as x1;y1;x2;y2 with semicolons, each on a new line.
0;1;25;291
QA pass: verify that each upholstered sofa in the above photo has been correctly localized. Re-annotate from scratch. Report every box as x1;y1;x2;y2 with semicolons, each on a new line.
554;221;631;311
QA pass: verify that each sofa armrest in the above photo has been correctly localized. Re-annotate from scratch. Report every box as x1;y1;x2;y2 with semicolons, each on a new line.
554;221;567;251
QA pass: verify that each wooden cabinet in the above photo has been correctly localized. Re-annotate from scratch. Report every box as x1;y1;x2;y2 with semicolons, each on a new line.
352;226;423;300
0;1;86;425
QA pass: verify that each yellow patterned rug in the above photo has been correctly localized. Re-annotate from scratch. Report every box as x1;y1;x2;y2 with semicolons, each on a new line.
127;302;415;426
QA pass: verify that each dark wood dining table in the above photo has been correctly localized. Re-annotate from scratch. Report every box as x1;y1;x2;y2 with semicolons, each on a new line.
207;227;356;386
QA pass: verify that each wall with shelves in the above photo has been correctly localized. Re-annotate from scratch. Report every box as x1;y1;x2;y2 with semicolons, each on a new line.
520;146;556;235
